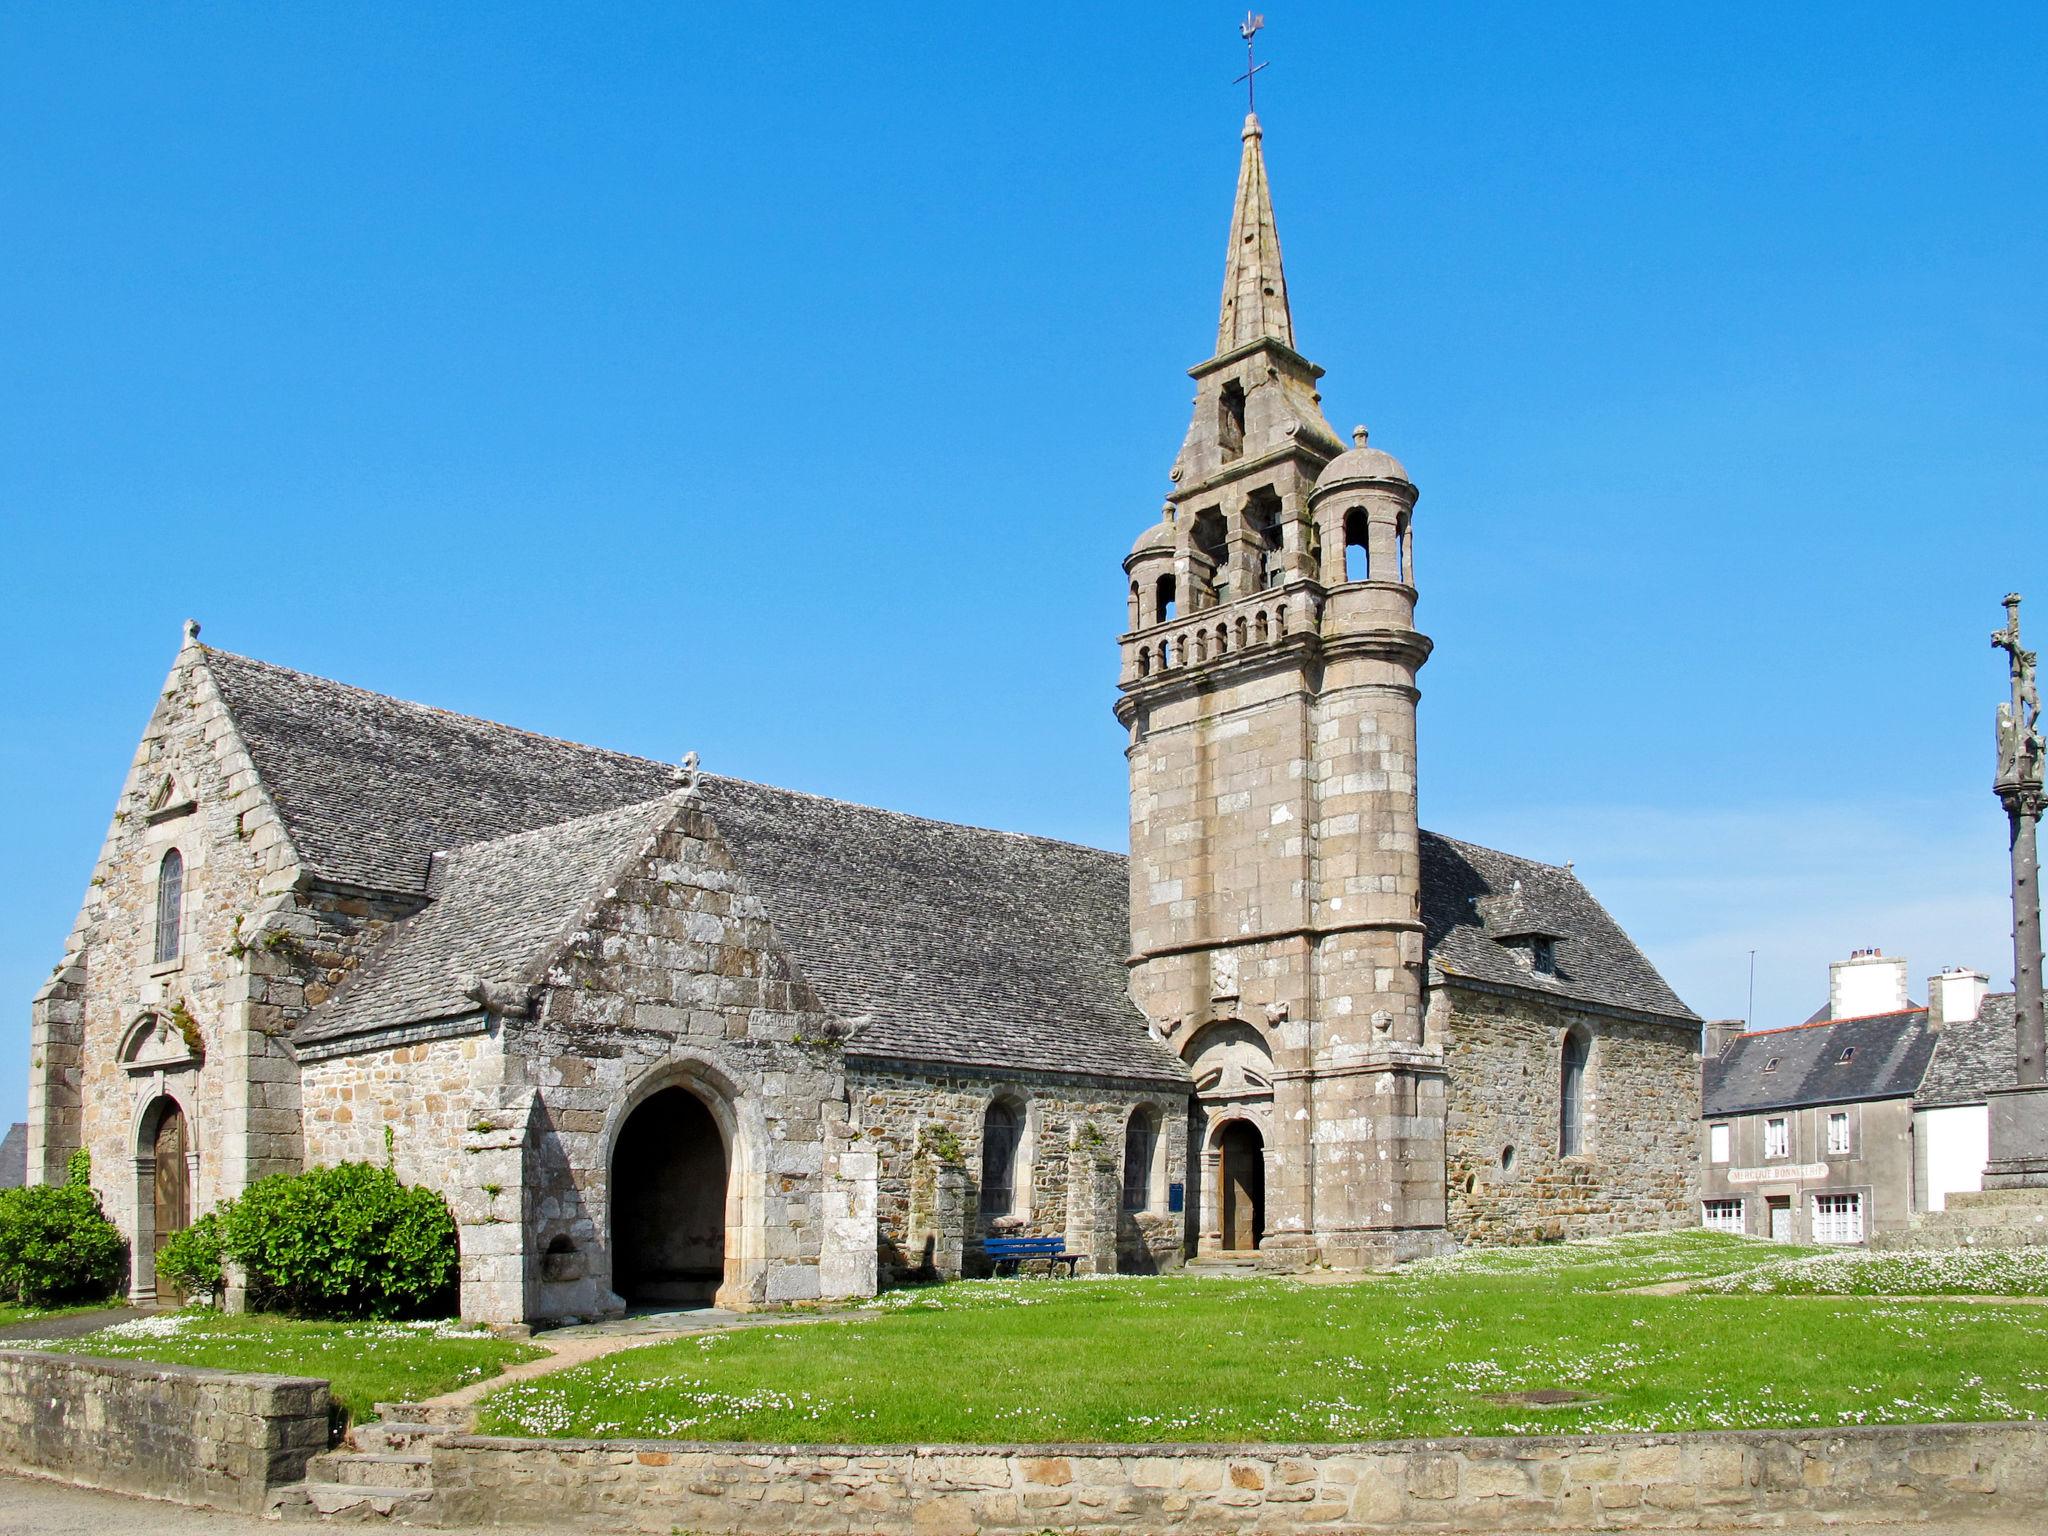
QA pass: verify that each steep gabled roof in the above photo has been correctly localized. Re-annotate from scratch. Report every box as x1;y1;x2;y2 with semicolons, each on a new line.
300;797;679;1046
203;648;677;895
1420;833;1699;1024
1703;1010;1937;1118
1917;992;2021;1108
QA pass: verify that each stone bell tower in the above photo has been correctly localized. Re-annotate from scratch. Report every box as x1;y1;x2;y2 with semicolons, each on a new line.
1116;110;1448;1268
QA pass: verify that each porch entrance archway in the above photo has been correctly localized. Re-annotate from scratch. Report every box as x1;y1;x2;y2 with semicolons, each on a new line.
610;1085;729;1306
1218;1120;1265;1252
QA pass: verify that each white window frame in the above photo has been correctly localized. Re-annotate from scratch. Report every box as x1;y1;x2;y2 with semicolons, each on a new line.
1827;1111;1851;1156
1702;1198;1744;1235
1764;1117;1789;1160
1708;1123;1730;1164
1812;1191;1864;1244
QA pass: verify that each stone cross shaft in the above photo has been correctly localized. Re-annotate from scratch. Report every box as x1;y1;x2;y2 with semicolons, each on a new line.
1992;593;2045;1091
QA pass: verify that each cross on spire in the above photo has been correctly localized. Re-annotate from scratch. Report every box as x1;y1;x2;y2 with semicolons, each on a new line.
1234;13;1268;112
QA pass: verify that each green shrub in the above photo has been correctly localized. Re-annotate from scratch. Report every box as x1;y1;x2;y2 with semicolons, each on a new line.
0;1156;127;1306
155;1211;226;1303
218;1162;458;1319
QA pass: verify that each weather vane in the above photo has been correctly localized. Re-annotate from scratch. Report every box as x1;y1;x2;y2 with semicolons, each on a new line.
1235;13;1268;112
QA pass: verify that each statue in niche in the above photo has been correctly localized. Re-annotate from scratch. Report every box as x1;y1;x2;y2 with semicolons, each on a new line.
1210;950;1240;1001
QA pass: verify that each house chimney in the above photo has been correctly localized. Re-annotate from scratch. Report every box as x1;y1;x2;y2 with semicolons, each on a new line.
1703;1019;1745;1057
1927;967;1990;1028
1828;948;1909;1020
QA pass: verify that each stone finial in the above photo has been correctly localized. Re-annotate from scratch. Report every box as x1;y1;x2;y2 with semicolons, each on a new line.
181;618;202;646
678;751;701;795
1352;426;1369;448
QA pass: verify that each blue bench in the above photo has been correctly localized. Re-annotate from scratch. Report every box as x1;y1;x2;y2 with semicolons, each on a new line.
983;1236;1083;1277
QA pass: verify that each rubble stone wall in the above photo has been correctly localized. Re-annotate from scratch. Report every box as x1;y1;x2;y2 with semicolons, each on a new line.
0;1348;329;1513
1442;985;1698;1245
848;1062;1189;1280
425;1421;2046;1533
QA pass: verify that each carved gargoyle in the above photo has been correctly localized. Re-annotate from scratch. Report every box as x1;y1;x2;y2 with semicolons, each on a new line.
461;975;538;1020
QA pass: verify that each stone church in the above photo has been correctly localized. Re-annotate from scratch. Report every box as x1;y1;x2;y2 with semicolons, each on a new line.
27;112;1700;1324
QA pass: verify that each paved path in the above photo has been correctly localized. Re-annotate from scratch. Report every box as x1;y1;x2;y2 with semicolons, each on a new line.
0;1306;140;1343
0;1471;2034;1536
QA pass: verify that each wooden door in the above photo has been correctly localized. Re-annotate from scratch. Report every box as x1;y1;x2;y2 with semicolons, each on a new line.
153;1106;190;1302
1219;1124;1265;1252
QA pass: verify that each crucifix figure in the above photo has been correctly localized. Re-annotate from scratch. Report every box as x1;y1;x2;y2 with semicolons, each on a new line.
1988;594;2048;1174
1235;13;1268;112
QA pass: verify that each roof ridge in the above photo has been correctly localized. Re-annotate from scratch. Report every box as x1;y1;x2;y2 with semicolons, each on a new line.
203;646;676;773
703;774;1122;860
435;791;682;860
1421;828;1578;877
1743;1007;1926;1037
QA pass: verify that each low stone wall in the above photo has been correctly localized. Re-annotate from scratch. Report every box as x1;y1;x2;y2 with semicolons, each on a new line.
0;1348;329;1513
427;1420;2045;1532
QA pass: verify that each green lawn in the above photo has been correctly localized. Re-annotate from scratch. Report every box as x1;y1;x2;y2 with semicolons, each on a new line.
476;1232;2048;1443
44;1312;542;1422
1695;1246;2048;1297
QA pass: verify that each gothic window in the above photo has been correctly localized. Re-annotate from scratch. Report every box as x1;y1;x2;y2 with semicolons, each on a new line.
1218;380;1246;462
1559;1030;1588;1156
154;849;185;965
1343;508;1371;583
1122;1106;1159;1212
980;1100;1023;1216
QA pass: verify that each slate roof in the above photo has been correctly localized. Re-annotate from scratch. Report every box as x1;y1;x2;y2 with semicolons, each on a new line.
205;649;678;896
1419;833;1698;1024
1917;992;2021;1108
694;777;1186;1083
301;798;678;1045
203;648;1693;1078
1702;1010;1938;1118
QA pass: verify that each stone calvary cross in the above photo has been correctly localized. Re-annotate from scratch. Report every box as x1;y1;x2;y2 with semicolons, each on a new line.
1987;593;2048;1186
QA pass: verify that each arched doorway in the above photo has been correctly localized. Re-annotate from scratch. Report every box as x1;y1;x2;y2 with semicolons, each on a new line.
1217;1121;1265;1252
610;1086;729;1306
137;1096;193;1302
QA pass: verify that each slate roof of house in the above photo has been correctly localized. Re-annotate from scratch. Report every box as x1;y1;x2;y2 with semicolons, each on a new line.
203;648;1693;1076
1702;1010;1938;1118
1917;992;2021;1108
300;797;679;1046
1419;833;1698;1024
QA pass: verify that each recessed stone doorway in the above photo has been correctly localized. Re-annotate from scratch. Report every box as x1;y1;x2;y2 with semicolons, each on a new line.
610;1086;729;1306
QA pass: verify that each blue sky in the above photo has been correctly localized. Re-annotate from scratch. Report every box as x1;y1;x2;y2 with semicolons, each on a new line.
3;3;2044;1124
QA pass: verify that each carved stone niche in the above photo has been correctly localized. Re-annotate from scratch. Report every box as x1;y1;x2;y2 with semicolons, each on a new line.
120;1011;201;1076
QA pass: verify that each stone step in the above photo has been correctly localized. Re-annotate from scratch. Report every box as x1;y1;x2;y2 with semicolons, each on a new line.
346;1420;447;1454
275;1482;434;1521
1946;1187;2048;1212
373;1400;475;1430
307;1450;434;1489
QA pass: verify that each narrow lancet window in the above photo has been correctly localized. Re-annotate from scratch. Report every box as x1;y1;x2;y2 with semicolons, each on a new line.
153;849;184;965
980;1101;1022;1216
1559;1031;1588;1156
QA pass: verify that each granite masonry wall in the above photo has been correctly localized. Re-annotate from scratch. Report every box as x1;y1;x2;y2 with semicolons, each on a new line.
848;1062;1187;1281
424;1422;2048;1533
501;796;863;1319
0;1348;329;1513
28;641;310;1299
1441;985;1698;1245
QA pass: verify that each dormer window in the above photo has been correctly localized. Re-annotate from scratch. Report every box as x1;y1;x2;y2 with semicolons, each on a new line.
1837;1046;1856;1065
1531;937;1557;975
1762;1057;1779;1074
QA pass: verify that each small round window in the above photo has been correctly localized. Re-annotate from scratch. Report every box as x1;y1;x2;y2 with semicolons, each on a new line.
1500;1144;1518;1175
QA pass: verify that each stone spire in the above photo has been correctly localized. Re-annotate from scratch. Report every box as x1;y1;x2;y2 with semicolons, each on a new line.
1216;113;1293;354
